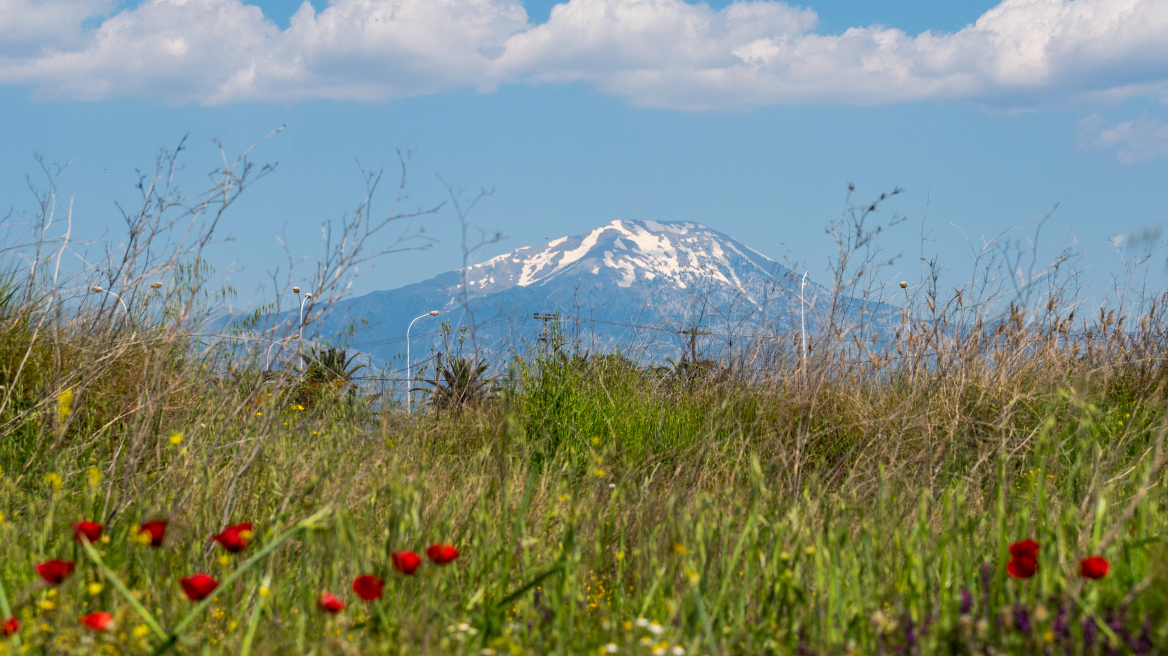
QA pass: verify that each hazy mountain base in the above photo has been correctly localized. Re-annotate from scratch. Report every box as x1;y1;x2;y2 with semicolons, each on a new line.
1;293;1166;655
283;220;893;368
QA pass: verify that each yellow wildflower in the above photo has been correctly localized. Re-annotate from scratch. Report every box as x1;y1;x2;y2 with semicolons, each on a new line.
130;526;152;545
45;472;63;492
169;432;183;446
88;583;103;596
57;389;73;422
37;600;54;611
87;466;102;488
132;625;150;640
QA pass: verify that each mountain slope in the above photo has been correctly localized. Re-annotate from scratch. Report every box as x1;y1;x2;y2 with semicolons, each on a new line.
310;220;839;365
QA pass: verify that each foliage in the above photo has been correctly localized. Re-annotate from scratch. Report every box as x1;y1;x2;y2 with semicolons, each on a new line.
419;352;497;411
1;156;1167;654
296;345;365;407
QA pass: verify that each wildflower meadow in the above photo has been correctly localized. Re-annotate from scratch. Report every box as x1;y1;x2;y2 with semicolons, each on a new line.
1;301;1166;655
0;158;1165;655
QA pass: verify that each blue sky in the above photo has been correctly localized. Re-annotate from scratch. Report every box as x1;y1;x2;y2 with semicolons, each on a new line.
2;0;1167;307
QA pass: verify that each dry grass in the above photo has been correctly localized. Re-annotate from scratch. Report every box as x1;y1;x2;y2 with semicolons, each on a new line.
0;147;1165;654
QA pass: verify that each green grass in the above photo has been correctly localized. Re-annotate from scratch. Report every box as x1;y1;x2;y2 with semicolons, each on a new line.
1;285;1166;655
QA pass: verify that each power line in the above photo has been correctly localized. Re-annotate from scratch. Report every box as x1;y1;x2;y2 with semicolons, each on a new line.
349;315;530;348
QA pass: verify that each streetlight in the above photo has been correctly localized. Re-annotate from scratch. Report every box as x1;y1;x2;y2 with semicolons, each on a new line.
296;289;312;360
91;286;129;315
406;310;440;413
265;335;296;371
799;272;809;361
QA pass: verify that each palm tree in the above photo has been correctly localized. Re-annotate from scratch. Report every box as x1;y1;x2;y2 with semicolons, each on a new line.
417;352;496;410
655;356;716;387
298;345;365;406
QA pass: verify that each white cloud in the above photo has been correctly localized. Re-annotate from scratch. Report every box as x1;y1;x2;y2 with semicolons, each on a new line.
492;0;1168;109
0;0;115;56
0;0;529;103
1079;114;1168;163
1;0;1168;110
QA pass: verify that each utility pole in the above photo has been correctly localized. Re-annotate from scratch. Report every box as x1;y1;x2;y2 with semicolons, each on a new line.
534;312;559;357
676;326;709;363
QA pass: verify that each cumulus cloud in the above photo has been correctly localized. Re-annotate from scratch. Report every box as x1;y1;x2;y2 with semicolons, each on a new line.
491;0;1168;109
1;0;1168;110
0;0;115;56
1079;114;1168;163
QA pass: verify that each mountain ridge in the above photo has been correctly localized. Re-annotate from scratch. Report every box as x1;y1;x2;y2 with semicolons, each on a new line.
303;219;840;365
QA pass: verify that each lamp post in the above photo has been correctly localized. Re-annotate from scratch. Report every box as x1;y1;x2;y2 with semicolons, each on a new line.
406;310;440;413
296;289;312;361
91;286;129;315
265;336;294;371
799;272;809;361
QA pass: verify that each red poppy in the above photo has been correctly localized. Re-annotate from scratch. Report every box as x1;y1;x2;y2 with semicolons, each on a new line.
351;574;384;601
426;544;459;565
35;560;75;585
1006;539;1040;579
1009;539;1040;559
318;592;345;614
180;574;219;601
392;550;422;575
1080;556;1109;580
212;523;253;553
138;520;168;547
74;521;104;544
1007;557;1037;578
1;617;18;637
80;612;114;632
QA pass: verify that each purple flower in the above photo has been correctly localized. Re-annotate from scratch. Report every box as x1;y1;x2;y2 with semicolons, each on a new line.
1013;604;1032;635
960;588;972;615
1053;603;1069;643
1134;614;1153;654
1106;606;1131;648
1082;616;1097;648
904;616;917;651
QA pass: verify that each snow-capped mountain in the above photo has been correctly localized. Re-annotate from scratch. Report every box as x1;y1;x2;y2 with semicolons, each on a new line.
311;220;838;365
453;220;783;302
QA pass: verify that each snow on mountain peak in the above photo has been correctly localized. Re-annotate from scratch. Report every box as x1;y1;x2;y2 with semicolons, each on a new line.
455;220;784;298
